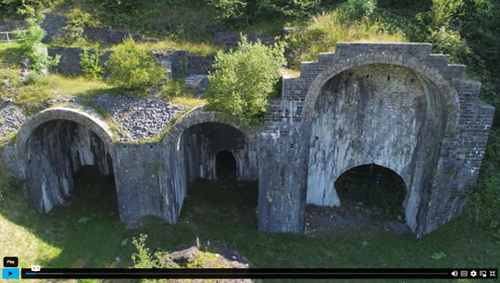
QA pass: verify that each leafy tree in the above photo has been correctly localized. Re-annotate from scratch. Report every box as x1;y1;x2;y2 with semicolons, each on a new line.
104;37;165;95
204;35;286;125
13;6;60;74
208;0;248;27
0;0;52;18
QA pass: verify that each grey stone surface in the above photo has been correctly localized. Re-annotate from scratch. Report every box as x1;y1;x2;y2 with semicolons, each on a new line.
1;42;494;239
91;94;185;141
184;75;209;98
83;26;158;45
40;13;67;42
0;103;26;139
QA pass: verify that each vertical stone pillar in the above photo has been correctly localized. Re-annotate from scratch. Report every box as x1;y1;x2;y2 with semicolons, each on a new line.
114;143;165;227
257;126;308;233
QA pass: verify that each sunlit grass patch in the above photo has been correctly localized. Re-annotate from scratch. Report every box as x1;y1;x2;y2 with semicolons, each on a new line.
10;74;111;113
133;40;220;57
48;38;114;51
287;9;406;69
0;42;23;65
168;96;206;109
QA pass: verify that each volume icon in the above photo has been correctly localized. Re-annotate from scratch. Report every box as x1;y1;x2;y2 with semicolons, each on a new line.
451;271;458;277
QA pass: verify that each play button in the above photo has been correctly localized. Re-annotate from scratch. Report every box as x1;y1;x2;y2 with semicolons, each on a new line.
2;268;20;279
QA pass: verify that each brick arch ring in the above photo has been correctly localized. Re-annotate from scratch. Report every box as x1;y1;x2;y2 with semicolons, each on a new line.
302;53;461;136
16;107;117;177
161;107;256;146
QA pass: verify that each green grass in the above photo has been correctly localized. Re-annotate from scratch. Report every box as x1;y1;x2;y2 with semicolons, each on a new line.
287;9;406;69
48;38;220;58
0;165;498;283
1;71;112;114
0;42;23;65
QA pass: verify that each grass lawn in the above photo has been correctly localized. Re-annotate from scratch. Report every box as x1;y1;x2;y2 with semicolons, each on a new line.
0;165;498;283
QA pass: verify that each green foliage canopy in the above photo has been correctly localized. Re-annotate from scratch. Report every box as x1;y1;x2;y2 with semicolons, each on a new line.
204;35;286;125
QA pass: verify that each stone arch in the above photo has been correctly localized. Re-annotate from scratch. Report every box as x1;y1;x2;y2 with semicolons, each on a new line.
305;58;457;232
17;107;116;169
302;53;460;136
16;107;117;213
334;163;408;215
162;107;259;223
335;163;410;194
161;107;255;146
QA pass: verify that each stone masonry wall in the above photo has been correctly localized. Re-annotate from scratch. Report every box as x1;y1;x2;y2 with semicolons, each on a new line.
3;43;494;239
83;26;159;45
265;42;495;237
48;47;113;75
48;47;214;78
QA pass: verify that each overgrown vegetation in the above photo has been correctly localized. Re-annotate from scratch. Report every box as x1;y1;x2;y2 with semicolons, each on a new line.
204;35;286;125
286;0;405;68
104;37;164;96
79;43;104;80
13;6;60;73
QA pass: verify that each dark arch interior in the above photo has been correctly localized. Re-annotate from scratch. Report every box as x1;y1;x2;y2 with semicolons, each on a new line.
176;121;259;228
181;122;246;187
216;150;237;180
334;164;407;215
26;120;117;213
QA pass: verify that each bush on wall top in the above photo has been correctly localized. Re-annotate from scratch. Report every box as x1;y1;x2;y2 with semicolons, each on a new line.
204;35;286;126
104;37;165;96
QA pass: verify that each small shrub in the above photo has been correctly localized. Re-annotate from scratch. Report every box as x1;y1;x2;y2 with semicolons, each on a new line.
105;37;165;95
13;6;60;74
204;35;286;125
80;44;104;80
131;234;162;268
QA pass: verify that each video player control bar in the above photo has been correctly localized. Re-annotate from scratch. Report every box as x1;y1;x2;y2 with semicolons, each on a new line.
21;268;499;279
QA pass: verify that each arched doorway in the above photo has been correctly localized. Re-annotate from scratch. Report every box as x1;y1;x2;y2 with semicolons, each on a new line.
165;113;259;228
334;164;407;215
24;119;117;214
216;150;237;180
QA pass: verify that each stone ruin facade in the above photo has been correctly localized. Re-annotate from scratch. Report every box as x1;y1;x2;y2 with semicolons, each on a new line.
0;43;495;238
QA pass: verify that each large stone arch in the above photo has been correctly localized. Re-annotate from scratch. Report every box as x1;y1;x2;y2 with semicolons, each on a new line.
16;107;117;213
303;54;462;234
302;53;460;136
161;107;259;223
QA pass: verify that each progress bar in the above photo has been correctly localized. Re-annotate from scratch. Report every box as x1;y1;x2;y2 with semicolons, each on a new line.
21;268;498;279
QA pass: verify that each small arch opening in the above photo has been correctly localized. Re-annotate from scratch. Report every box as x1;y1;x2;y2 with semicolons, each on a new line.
216;150;237;181
334;164;406;216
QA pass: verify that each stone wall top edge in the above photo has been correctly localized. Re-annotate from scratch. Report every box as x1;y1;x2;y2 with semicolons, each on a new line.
335;42;432;46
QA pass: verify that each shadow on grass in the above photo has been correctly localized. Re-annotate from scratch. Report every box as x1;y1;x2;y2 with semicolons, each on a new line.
0;167;499;283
